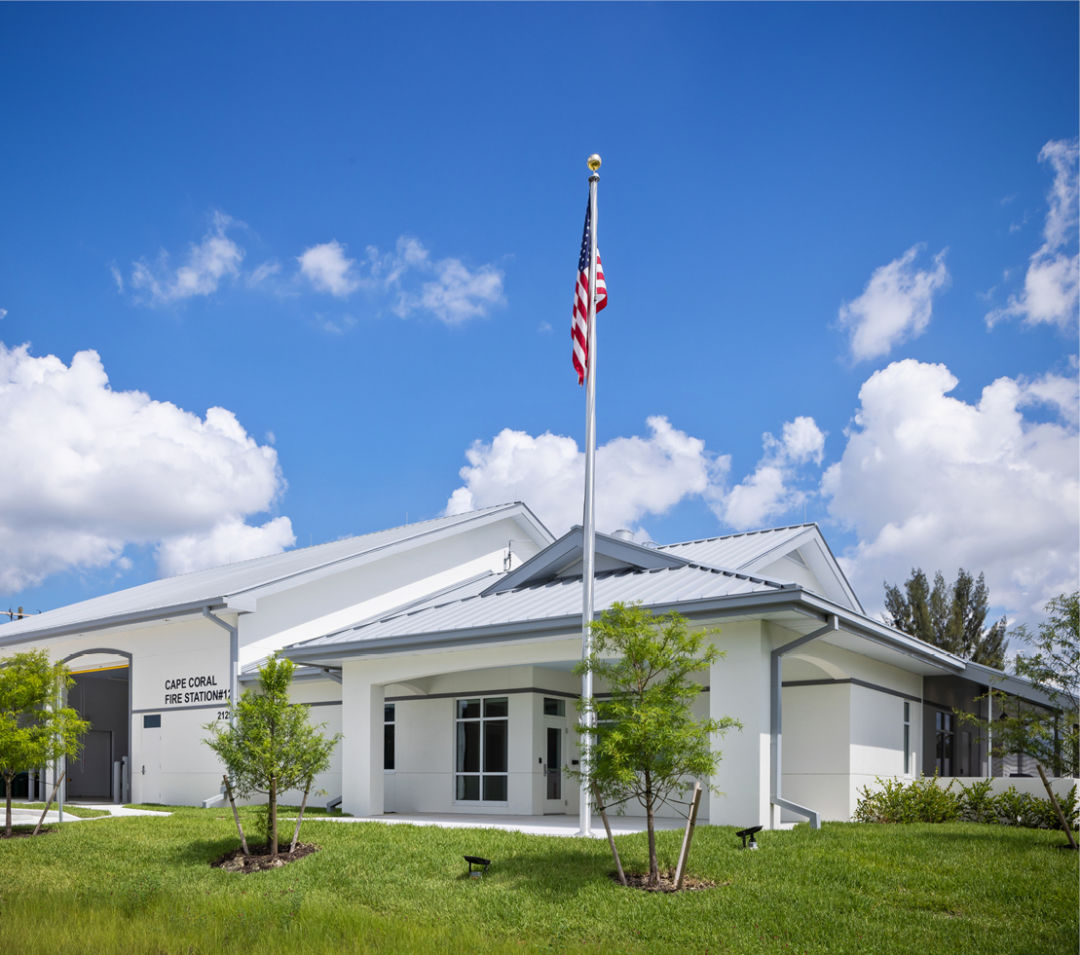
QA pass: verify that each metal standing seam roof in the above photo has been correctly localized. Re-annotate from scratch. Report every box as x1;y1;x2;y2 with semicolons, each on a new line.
656;524;817;570
0;502;550;644
291;562;791;649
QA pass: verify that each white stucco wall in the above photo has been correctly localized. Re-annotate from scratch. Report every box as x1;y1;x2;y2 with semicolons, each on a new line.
2;513;545;807
237;519;543;666
709;619;772;828
777;637;924;822
353;663;583;817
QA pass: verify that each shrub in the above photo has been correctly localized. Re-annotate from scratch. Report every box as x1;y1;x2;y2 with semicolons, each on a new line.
957;778;995;823
855;777;1078;831
853;775;957;824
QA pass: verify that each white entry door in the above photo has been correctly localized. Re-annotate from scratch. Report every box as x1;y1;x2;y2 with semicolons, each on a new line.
543;718;568;814
139;717;162;804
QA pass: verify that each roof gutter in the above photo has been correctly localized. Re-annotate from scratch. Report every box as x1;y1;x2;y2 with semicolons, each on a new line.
283;587;965;674
0;599;230;648
770;615;839;830
202;609;239;715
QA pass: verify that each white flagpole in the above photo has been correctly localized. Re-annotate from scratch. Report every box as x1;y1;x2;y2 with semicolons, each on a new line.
579;153;601;837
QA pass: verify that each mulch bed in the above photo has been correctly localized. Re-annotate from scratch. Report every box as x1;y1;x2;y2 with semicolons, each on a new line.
1;828;55;839
211;843;319;873
613;870;727;892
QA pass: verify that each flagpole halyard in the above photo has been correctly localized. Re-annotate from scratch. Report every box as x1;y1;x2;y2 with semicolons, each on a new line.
579;153;601;837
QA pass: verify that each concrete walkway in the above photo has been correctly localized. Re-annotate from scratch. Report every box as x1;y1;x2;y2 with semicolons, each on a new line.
6;803;172;828
294;811;688;839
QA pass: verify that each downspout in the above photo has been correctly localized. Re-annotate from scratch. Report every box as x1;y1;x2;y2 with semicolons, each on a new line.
771;614;839;830
202;608;239;719
202;608;239;809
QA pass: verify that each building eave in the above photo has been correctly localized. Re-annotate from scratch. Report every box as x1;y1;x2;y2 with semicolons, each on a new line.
0;599;230;648
283;586;966;674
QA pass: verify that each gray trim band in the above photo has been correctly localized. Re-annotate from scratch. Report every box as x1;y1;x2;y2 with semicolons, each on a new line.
385;686;582;704
132;702;229;715
782;677;921;703
384;685;710;704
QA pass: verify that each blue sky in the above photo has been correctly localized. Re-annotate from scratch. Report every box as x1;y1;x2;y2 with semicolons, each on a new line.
1;2;1076;626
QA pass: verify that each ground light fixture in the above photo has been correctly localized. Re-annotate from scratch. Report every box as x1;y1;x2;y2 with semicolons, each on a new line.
736;825;763;850
464;855;491;878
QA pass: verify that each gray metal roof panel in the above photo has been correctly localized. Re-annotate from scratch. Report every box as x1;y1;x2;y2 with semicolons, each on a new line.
0;503;544;645
657;524;815;569
296;563;787;648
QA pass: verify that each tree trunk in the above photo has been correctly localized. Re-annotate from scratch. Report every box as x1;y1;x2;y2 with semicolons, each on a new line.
223;775;250;856
33;771;64;837
3;773;12;838
289;777;313;854
269;776;279;859
644;771;659;887
673;782;703;890
1037;763;1078;849
592;782;627;886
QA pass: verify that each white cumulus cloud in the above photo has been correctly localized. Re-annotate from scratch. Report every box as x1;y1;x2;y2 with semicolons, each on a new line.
156;515;295;577
297;234;504;325
297;240;360;298
129;211;244;306
717;416;826;528
988;139;1079;330
838;245;949;362
445;416;725;536
822;359;1079;620
0;343;294;590
395;255;504;325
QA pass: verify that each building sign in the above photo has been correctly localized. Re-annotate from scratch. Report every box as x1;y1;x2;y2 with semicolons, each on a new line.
162;673;230;706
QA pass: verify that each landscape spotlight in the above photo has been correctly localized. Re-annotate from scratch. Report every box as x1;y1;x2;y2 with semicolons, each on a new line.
464;855;491;878
736;825;763;850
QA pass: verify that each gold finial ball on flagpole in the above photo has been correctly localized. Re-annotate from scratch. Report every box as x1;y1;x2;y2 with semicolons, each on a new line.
587;154;602;172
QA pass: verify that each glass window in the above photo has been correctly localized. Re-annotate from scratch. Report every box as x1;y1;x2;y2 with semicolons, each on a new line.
935;710;954;776
457;721;480;772
543;697;566;717
384;703;395;771
903;701;911;775
455;695;508;803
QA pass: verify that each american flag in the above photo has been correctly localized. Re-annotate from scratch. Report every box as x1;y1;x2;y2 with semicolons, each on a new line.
571;200;606;385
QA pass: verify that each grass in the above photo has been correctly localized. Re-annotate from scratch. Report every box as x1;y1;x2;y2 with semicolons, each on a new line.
0;806;1076;954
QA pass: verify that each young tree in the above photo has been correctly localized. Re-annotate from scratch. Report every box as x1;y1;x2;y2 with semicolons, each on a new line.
884;568;1008;667
0;650;89;838
576;602;739;887
204;654;340;859
960;592;1079;777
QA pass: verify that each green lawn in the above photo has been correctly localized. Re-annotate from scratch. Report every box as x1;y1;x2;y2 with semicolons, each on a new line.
0;806;1076;954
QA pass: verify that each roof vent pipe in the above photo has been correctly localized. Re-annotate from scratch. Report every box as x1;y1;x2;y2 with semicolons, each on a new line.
612;529;634;541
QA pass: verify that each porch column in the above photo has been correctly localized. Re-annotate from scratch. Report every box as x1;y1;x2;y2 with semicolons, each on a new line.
341;661;385;817
708;620;771;828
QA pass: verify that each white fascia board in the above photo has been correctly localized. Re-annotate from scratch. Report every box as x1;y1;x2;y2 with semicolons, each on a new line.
796;591;964;673
962;661;1072;710
739;526;864;614
508;502;556;548
225;503;549;610
0;599;229;647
